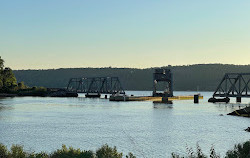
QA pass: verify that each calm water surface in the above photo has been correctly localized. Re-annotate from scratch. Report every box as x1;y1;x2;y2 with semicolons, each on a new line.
0;91;249;157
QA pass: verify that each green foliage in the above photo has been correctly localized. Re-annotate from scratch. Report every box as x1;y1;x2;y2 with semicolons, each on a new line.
126;152;136;158
34;87;47;92
0;141;249;158
16;86;48;96
18;81;27;90
0;56;4;70
225;140;250;158
4;81;49;96
171;144;219;158
96;144;123;158
10;144;26;158
172;141;250;158
210;146;220;158
1;143;131;158
50;144;94;158
195;144;207;158
0;143;8;158
0;56;18;92
27;152;49;158
1;68;17;89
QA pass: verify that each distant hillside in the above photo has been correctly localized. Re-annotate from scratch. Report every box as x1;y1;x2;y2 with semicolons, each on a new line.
13;64;250;91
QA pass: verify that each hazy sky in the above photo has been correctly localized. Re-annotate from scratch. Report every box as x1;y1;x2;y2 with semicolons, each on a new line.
0;0;250;69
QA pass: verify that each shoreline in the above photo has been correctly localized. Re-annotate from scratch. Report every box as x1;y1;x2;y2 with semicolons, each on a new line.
0;93;18;97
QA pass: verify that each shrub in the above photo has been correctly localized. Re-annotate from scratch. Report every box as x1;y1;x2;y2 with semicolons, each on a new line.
126;152;136;158
50;144;94;158
0;143;8;158
171;144;220;158
225;140;250;158
10;144;26;158
96;144;123;158
27;152;49;158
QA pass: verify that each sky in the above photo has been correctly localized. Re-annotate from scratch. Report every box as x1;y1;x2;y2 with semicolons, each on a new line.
0;0;250;70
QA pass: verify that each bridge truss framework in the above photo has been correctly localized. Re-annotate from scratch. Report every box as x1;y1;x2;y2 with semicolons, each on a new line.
66;77;125;94
213;73;250;98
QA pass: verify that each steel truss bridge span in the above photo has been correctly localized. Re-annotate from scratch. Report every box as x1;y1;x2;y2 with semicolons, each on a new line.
213;73;250;98
66;77;125;94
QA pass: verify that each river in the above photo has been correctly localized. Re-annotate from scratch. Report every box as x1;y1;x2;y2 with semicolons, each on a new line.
0;91;249;157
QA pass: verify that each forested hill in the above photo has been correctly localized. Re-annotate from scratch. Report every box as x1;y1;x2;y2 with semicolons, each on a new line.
13;64;250;91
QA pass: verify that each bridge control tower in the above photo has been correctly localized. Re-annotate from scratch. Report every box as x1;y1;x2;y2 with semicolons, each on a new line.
153;69;173;97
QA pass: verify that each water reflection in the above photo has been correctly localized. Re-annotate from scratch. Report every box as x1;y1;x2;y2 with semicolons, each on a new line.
153;103;173;109
214;102;250;112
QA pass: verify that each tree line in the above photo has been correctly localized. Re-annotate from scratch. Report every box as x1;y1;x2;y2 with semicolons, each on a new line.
13;64;250;91
0;140;249;158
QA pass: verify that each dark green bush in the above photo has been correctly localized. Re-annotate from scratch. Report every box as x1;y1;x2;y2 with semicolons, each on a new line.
0;143;8;158
27;152;49;158
125;152;136;158
50;144;94;158
10;144;26;158
225;140;250;158
96;144;122;158
171;141;250;158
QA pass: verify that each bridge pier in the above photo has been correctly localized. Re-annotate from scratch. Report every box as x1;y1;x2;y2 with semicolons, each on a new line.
236;97;241;103
194;95;199;103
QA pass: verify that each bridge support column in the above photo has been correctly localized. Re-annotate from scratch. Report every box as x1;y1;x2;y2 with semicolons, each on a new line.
194;95;199;103
236;97;241;103
162;97;168;103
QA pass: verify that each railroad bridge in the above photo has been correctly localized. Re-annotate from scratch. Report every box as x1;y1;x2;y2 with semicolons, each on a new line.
209;73;250;103
66;77;125;96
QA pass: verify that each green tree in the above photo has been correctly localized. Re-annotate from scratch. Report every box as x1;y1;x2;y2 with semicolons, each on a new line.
18;81;26;90
2;67;17;89
10;144;26;158
0;56;17;91
0;143;8;158
0;56;4;70
96;144;123;158
50;144;94;158
126;152;136;158
225;140;250;158
0;56;4;88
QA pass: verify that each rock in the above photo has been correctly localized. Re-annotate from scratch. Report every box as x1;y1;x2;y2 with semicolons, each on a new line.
245;127;250;132
228;107;250;117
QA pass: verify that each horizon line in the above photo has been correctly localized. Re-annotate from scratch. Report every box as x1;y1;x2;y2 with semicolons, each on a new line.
12;63;250;71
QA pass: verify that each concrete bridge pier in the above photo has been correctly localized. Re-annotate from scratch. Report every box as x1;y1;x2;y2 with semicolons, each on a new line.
236;97;241;103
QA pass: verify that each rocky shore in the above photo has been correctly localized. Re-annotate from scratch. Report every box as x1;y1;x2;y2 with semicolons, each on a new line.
228;106;250;117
